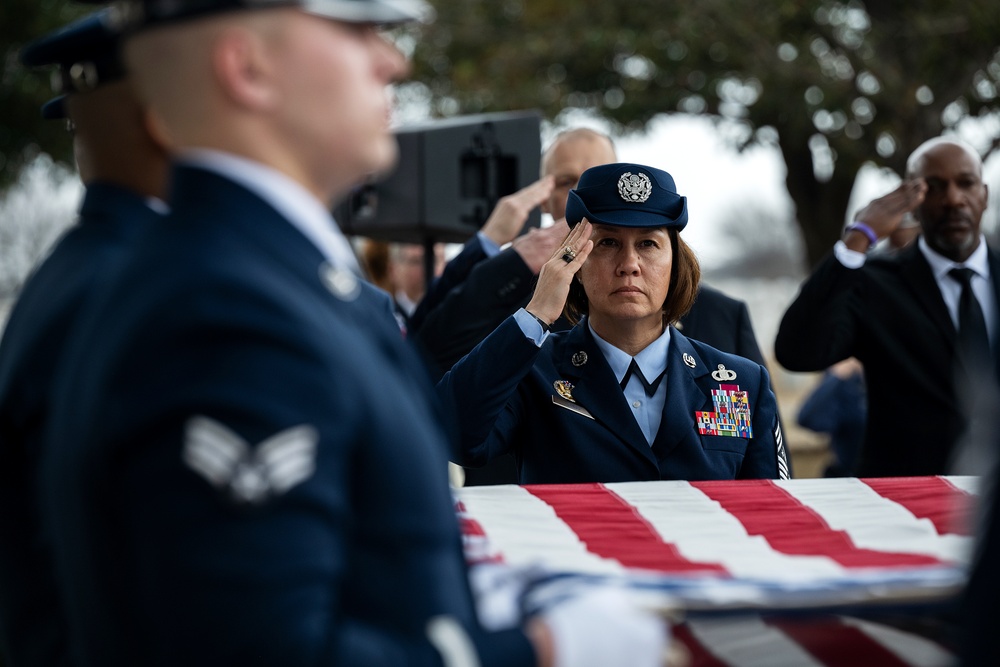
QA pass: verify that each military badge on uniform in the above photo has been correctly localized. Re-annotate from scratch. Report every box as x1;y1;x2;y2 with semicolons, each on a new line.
711;364;737;382
571;351;588;367
182;416;319;504
320;262;360;301
617;172;653;203
696;384;753;438
553;380;576;402
683;353;696;368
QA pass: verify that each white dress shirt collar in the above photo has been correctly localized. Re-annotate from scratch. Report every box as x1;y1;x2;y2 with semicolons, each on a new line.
588;320;672;385
918;234;990;282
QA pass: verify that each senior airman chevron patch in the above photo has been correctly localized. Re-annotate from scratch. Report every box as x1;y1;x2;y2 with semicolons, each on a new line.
183;416;318;504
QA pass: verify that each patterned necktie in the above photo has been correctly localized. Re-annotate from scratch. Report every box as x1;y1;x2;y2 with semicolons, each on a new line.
620;359;665;397
949;267;991;366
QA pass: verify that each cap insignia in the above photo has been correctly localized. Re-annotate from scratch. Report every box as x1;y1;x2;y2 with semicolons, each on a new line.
618;172;652;203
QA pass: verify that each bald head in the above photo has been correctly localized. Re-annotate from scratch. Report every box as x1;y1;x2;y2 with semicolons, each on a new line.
906;136;983;180
540;128;617;221
122;8;409;204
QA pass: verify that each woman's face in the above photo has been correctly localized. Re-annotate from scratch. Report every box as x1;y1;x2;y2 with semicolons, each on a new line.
577;224;673;329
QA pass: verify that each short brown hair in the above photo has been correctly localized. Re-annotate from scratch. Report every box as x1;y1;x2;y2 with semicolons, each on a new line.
563;230;701;327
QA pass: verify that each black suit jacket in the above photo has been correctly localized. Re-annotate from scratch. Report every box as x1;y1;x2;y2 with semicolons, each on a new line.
775;242;1000;476
676;285;766;367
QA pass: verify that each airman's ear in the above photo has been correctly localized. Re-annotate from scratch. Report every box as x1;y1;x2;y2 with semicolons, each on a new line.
143;106;173;151
212;26;278;111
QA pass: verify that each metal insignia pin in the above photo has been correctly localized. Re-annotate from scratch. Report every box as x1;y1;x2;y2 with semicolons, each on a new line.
69;62;99;93
683;353;696;368
674;320;684;331
711;364;737;382
617;172;653;203
320;263;360;301
571;351;588;367
553;380;576;402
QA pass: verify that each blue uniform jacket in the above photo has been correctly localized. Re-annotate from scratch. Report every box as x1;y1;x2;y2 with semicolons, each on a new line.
39;166;533;667
440;317;787;483
0;183;158;667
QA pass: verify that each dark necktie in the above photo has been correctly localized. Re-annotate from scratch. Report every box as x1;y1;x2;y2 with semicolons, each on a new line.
949;267;991;366
620;359;665;397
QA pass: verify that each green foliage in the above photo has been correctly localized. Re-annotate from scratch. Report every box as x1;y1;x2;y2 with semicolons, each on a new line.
0;0;88;192
412;0;1000;266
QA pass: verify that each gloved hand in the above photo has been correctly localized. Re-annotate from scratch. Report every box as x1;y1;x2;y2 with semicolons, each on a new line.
535;585;669;667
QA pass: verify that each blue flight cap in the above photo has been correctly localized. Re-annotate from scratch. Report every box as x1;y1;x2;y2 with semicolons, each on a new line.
20;8;128;120
74;0;434;30
565;162;689;231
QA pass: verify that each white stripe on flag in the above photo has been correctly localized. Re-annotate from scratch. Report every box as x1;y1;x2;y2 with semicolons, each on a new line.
606;481;847;581
942;475;981;496
456;486;624;575
775;478;974;564
685;615;825;667
840;616;954;667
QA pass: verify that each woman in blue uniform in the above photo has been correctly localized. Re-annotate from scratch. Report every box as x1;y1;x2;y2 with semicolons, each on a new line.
439;162;788;484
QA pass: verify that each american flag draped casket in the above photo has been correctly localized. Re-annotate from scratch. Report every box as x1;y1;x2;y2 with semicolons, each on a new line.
456;476;979;666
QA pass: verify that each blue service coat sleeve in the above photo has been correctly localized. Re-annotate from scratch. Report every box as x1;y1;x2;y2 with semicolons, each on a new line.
437;316;540;467
40;179;536;667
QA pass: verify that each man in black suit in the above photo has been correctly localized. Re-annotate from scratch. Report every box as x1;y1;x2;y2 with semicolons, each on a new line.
0;12;168;666
775;136;995;477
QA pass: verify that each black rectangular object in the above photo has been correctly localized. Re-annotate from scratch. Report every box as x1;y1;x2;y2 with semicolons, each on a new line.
335;110;542;244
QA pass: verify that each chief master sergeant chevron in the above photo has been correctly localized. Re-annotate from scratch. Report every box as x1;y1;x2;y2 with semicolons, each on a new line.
38;1;667;666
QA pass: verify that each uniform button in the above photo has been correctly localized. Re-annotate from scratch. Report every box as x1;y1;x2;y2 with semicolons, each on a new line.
632;400;641;408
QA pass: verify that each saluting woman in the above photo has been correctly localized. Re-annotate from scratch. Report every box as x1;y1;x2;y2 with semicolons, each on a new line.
439;163;788;484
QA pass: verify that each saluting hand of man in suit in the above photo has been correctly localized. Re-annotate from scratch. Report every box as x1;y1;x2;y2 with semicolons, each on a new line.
480;175;555;246
846;179;927;252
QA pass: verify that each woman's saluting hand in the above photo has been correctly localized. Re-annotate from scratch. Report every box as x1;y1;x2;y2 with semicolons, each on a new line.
525;219;593;328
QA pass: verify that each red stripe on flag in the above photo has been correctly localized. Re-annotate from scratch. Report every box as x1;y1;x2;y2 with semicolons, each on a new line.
454;500;488;537
691;480;945;568
862;476;973;536
766;617;918;667
523;484;726;573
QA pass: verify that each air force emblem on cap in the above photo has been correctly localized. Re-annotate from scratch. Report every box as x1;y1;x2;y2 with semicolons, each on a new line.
618;172;652;203
564;162;688;230
183;416;318;504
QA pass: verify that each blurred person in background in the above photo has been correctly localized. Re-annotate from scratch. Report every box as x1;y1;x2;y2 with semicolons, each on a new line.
796;357;866;477
389;241;444;321
0;9;169;666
